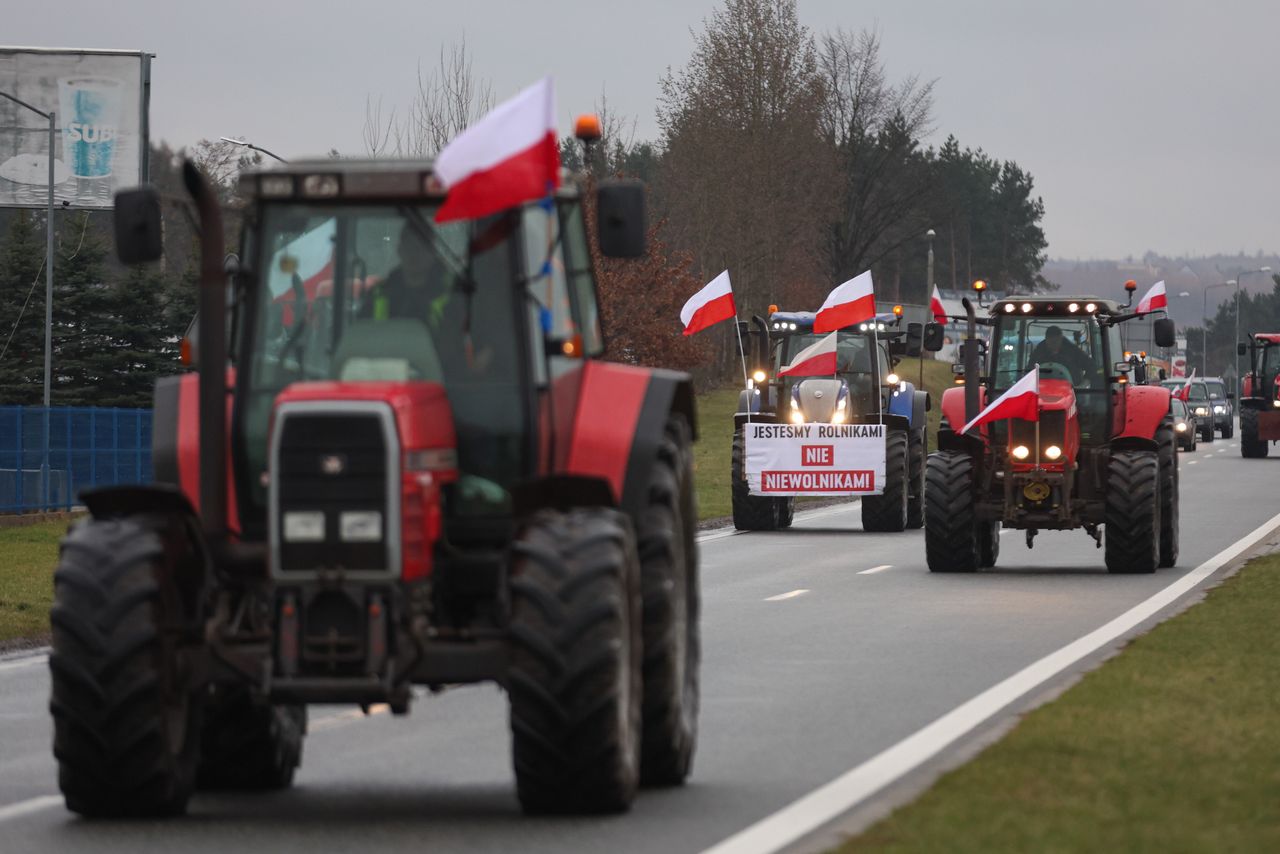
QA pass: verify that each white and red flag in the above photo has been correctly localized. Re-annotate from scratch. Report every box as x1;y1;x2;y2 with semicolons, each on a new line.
1136;280;1167;314
778;330;839;377
680;270;737;336
434;77;559;223
930;285;947;324
962;366;1040;434
814;270;876;333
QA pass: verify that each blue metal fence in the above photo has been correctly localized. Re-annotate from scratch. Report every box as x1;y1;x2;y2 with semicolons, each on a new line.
0;406;153;513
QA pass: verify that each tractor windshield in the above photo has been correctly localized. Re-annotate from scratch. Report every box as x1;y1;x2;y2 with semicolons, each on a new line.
776;331;887;403
240;202;556;517
993;315;1109;442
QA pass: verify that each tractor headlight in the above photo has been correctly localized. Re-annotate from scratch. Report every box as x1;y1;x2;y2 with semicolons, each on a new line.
1272;400;1280;408
1011;445;1030;460
1213;405;1225;414
832;411;847;424
1194;406;1208;416
790;396;799;410
1068;302;1079;313
1085;302;1097;313
885;372;900;385
1175;422;1187;432
1044;444;1062;461
753;370;767;384
790;411;805;424
836;396;848;410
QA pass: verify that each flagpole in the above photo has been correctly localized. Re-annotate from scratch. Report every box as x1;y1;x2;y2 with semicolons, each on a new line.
734;314;750;391
874;323;882;421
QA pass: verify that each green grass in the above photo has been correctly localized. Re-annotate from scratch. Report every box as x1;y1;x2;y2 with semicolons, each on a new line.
0;520;66;643
893;356;956;446
693;387;741;522
839;553;1280;853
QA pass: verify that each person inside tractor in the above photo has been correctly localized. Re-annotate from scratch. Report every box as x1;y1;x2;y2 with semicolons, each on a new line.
1027;325;1093;385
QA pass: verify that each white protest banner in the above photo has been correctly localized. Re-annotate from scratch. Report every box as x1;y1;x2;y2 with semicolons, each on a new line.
744;422;886;496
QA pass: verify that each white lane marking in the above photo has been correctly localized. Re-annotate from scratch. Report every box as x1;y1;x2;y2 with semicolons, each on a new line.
697;501;862;544
310;703;390;732
1187;460;1198;465
0;652;49;675
764;589;809;602
857;565;894;575
700;508;1280;854
0;795;61;824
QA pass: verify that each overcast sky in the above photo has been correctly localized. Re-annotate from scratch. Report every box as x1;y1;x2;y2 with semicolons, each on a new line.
5;0;1276;259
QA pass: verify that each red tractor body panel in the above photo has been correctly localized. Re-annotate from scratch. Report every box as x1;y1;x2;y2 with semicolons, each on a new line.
940;385;988;439
563;361;652;505
155;371;242;535
1112;383;1171;442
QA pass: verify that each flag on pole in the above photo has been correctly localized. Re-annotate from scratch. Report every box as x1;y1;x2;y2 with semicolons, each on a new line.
961;366;1040;434
434;77;559;223
1136;280;1167;314
778;330;839;377
814;270;876;333
680;270;737;336
930;285;947;324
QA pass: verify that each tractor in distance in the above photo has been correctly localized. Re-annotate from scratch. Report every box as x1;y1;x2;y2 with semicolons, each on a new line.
1237;332;1280;457
925;280;1179;574
48;125;701;818
731;307;933;532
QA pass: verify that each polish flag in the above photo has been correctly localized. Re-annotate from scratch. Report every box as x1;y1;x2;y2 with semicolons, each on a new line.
680;270;737;336
434;77;559;223
930;285;947;324
962;366;1039;434
778;331;838;377
1136;280;1167;314
814;270;876;333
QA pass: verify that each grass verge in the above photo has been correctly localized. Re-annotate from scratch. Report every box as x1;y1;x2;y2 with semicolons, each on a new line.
0;519;66;644
693;387;740;522
839;551;1280;853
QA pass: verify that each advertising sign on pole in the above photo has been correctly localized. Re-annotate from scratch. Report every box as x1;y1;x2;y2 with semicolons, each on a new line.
744;422;887;496
0;47;151;210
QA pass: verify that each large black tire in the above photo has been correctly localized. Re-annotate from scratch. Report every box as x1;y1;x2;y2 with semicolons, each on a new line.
1200;418;1215;442
1241;408;1268;458
197;689;306;790
1157;421;1179;569
636;418;700;786
906;429;926;530
924;451;980;573
977;520;1001;568
862;430;909;532
731;430;778;530
1220;416;1233;439
1105;451;1160;574
50;517;204;817
776;497;795;528
508;508;642;814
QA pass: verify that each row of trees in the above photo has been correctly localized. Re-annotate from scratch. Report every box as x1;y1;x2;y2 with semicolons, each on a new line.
1187;274;1280;380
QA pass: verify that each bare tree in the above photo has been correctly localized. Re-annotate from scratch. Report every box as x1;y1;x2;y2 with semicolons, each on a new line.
365;37;495;158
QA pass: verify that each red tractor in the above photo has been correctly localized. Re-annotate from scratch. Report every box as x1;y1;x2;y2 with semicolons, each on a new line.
48;137;700;817
1238;332;1280;457
925;287;1179;574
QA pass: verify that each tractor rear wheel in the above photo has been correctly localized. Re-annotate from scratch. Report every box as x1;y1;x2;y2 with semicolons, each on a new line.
731;430;778;530
776;497;795;528
636;418;700;786
1241;408;1267;458
906;429;926;530
1105;450;1160;574
1157;421;1179;568
977;520;1001;568
925;451;980;572
197;688;306;790
862;430;909;532
508;508;642;813
50;517;203;817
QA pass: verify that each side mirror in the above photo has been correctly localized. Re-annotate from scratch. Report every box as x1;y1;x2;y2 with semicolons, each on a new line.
922;322;945;352
1237;342;1248;356
904;322;924;357
114;186;164;264
1153;317;1176;349
596;180;646;258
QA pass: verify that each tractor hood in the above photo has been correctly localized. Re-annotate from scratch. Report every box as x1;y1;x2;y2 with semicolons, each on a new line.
1037;378;1076;413
794;378;847;424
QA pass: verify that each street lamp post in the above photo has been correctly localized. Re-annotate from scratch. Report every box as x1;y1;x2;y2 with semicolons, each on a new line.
922;229;936;389
1203;281;1233;376
219;136;288;164
0;90;56;509
1234;267;1272;393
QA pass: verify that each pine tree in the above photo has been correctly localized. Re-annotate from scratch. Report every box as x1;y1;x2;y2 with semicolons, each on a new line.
0;211;48;405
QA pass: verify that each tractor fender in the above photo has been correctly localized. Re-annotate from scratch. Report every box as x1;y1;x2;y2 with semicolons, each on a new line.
153;373;242;534
81;482;199;520
912;389;930;431
882;413;912;434
937;385;988;451
887;381;914;424
734;388;776;428
563;361;696;520
1113;384;1171;442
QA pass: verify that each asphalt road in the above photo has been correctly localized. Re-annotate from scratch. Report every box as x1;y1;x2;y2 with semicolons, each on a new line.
0;431;1276;854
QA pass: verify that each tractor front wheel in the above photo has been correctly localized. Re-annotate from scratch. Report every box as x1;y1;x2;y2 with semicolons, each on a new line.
197;688;306;790
906;429;926;530
731;430;778;530
50;517;204;817
636;418;700;786
862;430;909;532
1105;450;1160;574
1241;409;1268;458
508;508;642;813
924;450;981;572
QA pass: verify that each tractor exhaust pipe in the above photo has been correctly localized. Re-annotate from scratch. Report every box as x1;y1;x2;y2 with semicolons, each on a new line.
962;296;981;425
183;160;228;540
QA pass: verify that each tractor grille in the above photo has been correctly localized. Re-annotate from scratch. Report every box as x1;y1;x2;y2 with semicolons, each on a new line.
270;403;400;579
1009;410;1065;458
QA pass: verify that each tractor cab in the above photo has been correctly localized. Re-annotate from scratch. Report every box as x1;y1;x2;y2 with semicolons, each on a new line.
1237;332;1280;456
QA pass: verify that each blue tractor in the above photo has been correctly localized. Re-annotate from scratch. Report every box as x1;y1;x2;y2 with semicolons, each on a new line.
732;309;931;532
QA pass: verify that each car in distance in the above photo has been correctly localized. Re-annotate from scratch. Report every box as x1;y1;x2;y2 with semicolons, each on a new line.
1170;397;1197;451
1201;376;1234;438
1163;378;1214;443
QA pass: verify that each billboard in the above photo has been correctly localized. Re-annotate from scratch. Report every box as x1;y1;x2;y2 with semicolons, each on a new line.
0;47;151;210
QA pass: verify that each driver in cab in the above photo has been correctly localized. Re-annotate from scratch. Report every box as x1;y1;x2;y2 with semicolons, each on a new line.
1029;325;1092;385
